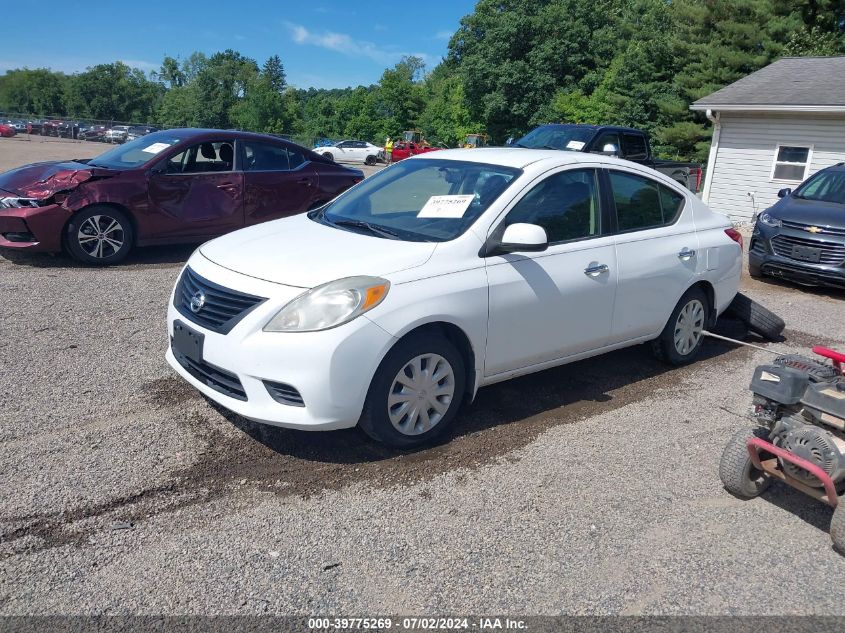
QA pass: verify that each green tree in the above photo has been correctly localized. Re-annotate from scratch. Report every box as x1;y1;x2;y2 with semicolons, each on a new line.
0;68;68;115
64;62;162;121
262;55;287;92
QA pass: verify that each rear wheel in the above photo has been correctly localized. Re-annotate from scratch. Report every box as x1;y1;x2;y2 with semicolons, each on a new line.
65;205;134;266
830;499;845;554
359;334;466;449
651;287;709;366
322;152;334;162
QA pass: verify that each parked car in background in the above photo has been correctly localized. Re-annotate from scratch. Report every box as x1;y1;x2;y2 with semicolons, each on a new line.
514;124;703;192
313;140;382;165
390;141;443;162
105;125;131;143
126;126;159;142
0;129;364;265
166;148;741;448
79;125;109;142
0;123;16;138
749;162;845;288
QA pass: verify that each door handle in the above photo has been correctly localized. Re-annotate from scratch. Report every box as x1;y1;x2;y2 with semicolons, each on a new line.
296;178;312;187
584;263;609;277
216;182;238;189
678;247;696;261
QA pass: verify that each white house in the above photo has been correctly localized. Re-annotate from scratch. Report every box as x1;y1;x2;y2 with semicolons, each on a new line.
691;56;845;222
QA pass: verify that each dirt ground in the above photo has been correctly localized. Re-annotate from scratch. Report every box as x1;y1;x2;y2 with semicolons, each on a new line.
2;138;845;617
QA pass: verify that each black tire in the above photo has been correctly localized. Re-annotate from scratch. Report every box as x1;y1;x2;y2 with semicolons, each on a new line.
651;286;709;366
365;155;377;166
719;426;772;499
65;205;134;266
323;152;334;162
724;292;784;341
359;333;466;449
830;500;845;555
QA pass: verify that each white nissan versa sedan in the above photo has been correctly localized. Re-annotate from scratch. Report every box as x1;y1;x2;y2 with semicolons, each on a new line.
166;149;742;448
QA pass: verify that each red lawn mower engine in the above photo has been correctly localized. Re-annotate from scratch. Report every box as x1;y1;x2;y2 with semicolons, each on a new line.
720;345;845;553
750;354;845;487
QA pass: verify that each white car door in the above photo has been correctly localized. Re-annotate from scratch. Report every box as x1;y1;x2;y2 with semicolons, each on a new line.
485;167;617;377
605;168;699;343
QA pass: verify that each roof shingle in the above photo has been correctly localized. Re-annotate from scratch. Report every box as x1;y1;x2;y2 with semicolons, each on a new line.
691;57;845;108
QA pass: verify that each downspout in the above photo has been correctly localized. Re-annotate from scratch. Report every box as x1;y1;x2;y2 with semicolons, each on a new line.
702;109;720;205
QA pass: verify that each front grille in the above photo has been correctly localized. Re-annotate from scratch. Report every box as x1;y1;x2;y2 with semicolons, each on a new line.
264;380;305;407
174;267;266;334
782;220;845;237
771;234;845;266
171;339;247;401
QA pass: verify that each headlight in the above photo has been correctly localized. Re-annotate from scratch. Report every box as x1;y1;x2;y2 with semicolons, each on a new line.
758;212;781;228
264;276;390;332
0;197;39;209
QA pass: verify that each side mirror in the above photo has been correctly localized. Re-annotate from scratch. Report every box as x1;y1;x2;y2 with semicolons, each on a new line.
481;223;548;257
777;188;792;198
601;143;619;156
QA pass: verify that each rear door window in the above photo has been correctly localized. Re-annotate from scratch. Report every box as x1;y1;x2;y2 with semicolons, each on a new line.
608;171;686;232
243;141;301;171
621;134;648;160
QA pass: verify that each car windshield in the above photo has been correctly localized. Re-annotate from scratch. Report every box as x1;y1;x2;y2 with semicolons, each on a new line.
87;132;181;169
312;158;521;242
794;170;845;204
514;125;594;151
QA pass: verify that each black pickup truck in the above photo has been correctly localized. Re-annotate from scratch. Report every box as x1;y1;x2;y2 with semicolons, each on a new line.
511;124;702;192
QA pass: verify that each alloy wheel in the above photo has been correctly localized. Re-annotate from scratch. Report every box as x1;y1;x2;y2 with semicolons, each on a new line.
77;215;125;259
674;298;705;355
387;353;456;436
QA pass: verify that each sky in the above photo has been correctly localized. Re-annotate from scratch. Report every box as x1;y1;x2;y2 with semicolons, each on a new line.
0;0;477;89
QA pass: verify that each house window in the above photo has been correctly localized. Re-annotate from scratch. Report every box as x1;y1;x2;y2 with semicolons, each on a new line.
771;145;812;182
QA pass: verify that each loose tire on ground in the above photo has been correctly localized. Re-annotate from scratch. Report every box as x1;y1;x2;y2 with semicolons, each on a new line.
719;426;772;499
65;205;134;266
724;292;785;341
651;286;709;366
359;333;466;449
830;500;845;554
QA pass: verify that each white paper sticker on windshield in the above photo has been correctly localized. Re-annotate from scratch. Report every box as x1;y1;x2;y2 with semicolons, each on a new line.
417;194;475;218
141;142;171;154
566;140;585;150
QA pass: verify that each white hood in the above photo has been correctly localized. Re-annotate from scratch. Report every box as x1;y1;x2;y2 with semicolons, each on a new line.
199;214;437;288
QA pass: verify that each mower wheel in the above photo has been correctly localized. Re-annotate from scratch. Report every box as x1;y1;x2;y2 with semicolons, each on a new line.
719;426;772;499
724;292;784;341
830;500;845;554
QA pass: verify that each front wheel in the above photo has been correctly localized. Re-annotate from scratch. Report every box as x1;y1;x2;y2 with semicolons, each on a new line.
365;155;377;166
359;334;466;449
322;152;334;162
65;206;134;265
719;426;772;499
651;287;709;366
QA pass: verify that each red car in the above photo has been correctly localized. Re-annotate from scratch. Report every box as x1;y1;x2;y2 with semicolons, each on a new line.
390;141;443;162
0;129;364;265
0;124;15;138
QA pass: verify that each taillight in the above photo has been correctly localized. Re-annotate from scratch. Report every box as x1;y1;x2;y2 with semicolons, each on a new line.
725;227;743;250
690;167;702;193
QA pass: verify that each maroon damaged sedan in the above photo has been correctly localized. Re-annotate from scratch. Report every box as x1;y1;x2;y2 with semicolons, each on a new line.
0;129;364;265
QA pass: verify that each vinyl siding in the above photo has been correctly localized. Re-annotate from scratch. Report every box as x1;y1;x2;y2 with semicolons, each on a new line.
705;113;845;221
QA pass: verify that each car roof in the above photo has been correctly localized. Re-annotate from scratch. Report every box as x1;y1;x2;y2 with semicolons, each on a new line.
410;147;638;170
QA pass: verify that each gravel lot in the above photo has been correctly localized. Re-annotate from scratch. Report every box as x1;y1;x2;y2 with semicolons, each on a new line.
2;137;845;616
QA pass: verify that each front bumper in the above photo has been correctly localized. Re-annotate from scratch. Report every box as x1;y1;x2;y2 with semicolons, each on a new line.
0;203;67;252
166;254;398;431
749;223;845;288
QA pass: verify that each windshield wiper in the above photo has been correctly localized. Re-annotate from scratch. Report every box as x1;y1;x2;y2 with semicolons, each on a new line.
329;218;401;239
512;142;528;148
